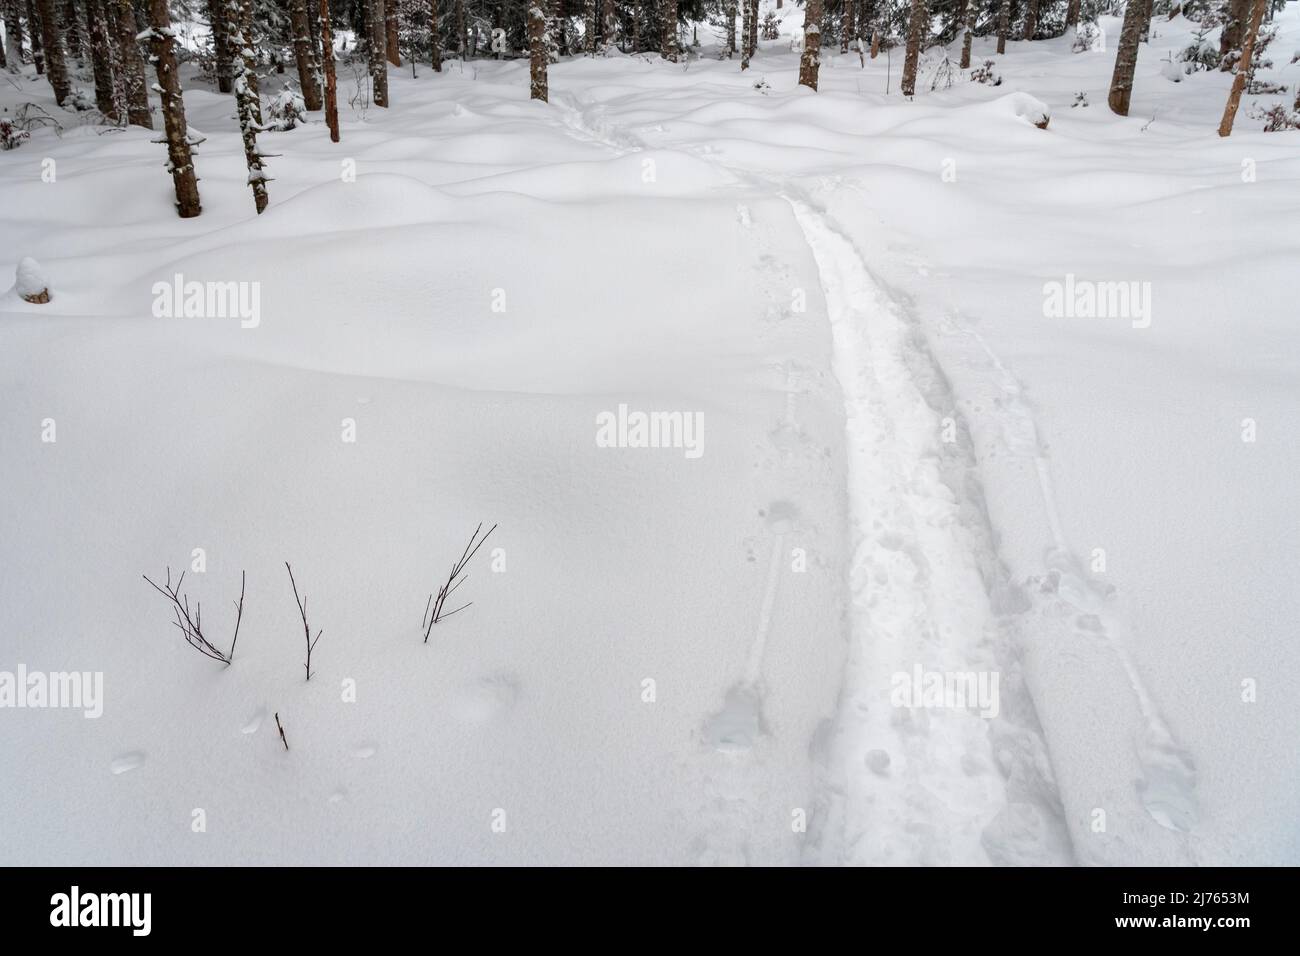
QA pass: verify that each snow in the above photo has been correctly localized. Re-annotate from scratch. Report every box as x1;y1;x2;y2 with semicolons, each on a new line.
13;256;48;300
1;7;1297;865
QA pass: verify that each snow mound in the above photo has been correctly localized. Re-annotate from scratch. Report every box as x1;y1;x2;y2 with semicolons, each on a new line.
14;257;49;303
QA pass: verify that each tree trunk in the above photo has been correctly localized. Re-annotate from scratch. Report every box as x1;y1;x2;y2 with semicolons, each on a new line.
369;0;388;105
584;0;594;53
1065;0;1080;29
454;0;464;59
146;0;200;216
319;0;338;139
1107;0;1152;115
26;0;43;74
1023;0;1038;40
840;0;851;54
208;0;234;93
61;0;82;64
797;0;820;88
111;0;148;125
385;0;399;65
34;0;70;103
724;0;735;58
231;0;268;212
86;0;117;117
1220;0;1249;62
996;0;1009;54
289;0;322;110
429;0;440;70
1218;0;1266;136
661;0;676;61
956;0;971;68
4;0;25;71
740;0;751;67
901;0;926;96
528;1;546;99
747;0;756;52
601;0;614;51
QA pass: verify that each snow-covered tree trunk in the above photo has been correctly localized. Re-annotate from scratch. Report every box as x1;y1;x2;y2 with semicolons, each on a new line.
319;0;338;139
724;0;735;58
601;0;614;52
841;0;852;54
61;0;83;65
584;0;594;54
25;0;44;75
3;0;25;72
996;0;1009;54
1023;0;1038;40
661;0;676;61
369;0;389;105
86;0;117;118
288;0;321;110
528;2;546;100
901;0;926;96
1220;0;1249;63
112;0;150;126
34;0;71;102
798;0;821;89
1107;0;1153;116
428;0;441;71
231;0;269;213
957;0;972;68
1218;0;1266;136
145;0;201;217
740;0;751;68
385;0;399;65
208;0;234;93
747;0;756;53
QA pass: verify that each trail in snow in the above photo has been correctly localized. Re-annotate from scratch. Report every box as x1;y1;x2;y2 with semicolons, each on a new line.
787;200;1072;866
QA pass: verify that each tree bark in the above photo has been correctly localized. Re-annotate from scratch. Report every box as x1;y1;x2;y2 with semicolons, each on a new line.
231;0;268;212
86;0;117;117
369;0;388;105
208;0;234;93
429;0;440;70
1065;0;1080;29
34;0;70;103
661;0;676;61
1023;0;1038;40
319;0;338;138
601;0;614;51
724;0;735;58
840;0;851;54
111;0;148;125
289;0;322;109
797;0;820;89
584;0;594;53
901;0;926;96
747;0;756;53
1107;0;1152;115
61;0;83;64
1218;0;1266;136
3;0;25;71
528;1;546;99
146;0;201;216
740;0;751;67
1220;0;1249;62
956;0;971;68
385;0;399;65
26;0;43;74
996;0;1009;54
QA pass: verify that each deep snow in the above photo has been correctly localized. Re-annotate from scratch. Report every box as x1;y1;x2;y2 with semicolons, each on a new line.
1;6;1297;865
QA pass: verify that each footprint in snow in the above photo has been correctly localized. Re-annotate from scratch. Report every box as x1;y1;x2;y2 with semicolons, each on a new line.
450;673;520;724
328;788;348;804
704;683;765;754
353;743;378;759
241;707;266;734
759;500;801;534
110;752;146;775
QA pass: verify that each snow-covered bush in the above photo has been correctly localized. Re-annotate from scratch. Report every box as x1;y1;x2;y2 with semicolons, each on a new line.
761;12;780;40
1072;22;1104;54
1248;102;1300;132
63;88;96;112
1072;92;1090;109
266;86;307;131
16;257;49;303
0;118;29;150
970;60;1002;86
